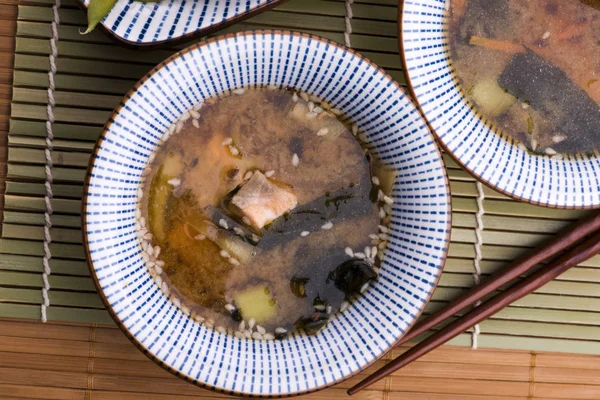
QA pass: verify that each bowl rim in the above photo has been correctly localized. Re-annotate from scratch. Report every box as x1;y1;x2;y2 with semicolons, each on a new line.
74;0;290;48
397;0;600;210
81;29;453;397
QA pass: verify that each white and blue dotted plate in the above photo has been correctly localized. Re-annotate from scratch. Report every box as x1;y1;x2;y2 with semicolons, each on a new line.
400;0;600;209
83;31;452;396
78;0;286;46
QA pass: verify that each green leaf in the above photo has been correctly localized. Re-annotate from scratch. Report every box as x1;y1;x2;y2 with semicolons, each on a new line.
83;0;118;35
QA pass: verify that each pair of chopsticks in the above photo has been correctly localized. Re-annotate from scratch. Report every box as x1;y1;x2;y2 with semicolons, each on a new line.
348;210;600;395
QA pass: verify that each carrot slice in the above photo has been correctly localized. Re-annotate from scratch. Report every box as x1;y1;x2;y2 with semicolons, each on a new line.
469;36;526;54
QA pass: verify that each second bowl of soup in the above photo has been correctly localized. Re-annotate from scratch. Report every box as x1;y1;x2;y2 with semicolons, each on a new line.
400;0;600;208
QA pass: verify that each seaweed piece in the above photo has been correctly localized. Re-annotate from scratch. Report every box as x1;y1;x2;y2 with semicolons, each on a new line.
498;50;600;154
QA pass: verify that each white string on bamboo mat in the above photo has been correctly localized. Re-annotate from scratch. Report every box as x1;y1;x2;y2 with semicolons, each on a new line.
471;181;486;349
41;0;61;323
344;0;354;47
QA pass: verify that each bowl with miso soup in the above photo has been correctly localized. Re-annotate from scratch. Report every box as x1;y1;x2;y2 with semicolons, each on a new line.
83;30;451;396
400;0;600;208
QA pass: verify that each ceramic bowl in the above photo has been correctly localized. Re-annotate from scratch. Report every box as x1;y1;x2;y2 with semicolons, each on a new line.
83;30;452;396
78;0;287;46
400;0;600;208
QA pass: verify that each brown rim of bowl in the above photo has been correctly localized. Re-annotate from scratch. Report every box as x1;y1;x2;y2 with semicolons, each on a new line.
81;29;453;398
397;0;599;210
74;0;290;49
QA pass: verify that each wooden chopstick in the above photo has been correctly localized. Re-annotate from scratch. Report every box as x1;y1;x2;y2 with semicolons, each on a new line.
396;210;600;346
348;231;600;395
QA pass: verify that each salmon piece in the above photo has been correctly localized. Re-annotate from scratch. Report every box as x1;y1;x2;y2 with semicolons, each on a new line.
230;171;298;230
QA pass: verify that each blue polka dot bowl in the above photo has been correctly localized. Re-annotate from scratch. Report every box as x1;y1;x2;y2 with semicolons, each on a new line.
83;31;452;396
400;0;600;209
77;0;286;46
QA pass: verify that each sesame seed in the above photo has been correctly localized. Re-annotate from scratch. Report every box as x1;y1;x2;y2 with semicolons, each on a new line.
317;128;329;136
219;219;229;229
545;147;558;155
552;134;566;143
220;250;231;258
181;305;190;316
234;227;244;236
248;318;256;329
542;31;551;39
292;153;300;166
268;84;278;91
146;245;154;257
225;304;236;312
371;176;380;185
292;92;298;102
143;232;153;241
517;143;527;151
326;305;332;314
300;92;309;102
383;204;392;214
314;106;323;114
314;304;326;311
180;111;191;122
135;208;141;220
235;331;245;339
345;247;354;257
205;321;214;329
379;208;386;219
265;170;275;178
137;188;144;199
369;234;379;240
379;225;389;233
371;246;378;258
243;171;253;180
321;221;333;230
217;326;227;334
251;234;260;243
365;246;371;258
142;252;150;262
167;178;181;187
379;233;389;240
154;264;163;275
531;138;538;151
331;108;342;115
172;296;181;308
161;281;170;295
300;231;310;237
156;260;165;267
195;234;206;241
264;333;275;340
229;145;240;156
139;217;146;228
340;301;349;312
354;252;365;259
552;154;564;161
360;282;370;294
192;119;200;129
243;216;251;225
257;325;266;335
155;275;163;287
275;327;287;334
142;166;152;177
306;112;318;120
252;332;263;340
193;101;203;111
168;124;176;135
352;124;358;135
244;330;252;339
190;109;200;119
222;137;233;146
383;195;394;205
522;102;530;110
308;101;315;112
234;88;246;95
148;153;156;163
239;320;246;331
229;258;240;266
176;121;184;133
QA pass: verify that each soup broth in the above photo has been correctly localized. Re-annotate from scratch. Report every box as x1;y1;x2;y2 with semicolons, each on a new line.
449;0;600;156
137;88;394;339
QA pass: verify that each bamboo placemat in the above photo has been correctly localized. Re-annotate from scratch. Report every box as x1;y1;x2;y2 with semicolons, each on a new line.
1;318;600;399
1;0;599;355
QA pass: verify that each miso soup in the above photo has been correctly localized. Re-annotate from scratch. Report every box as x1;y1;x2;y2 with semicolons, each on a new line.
449;0;600;156
135;88;394;340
